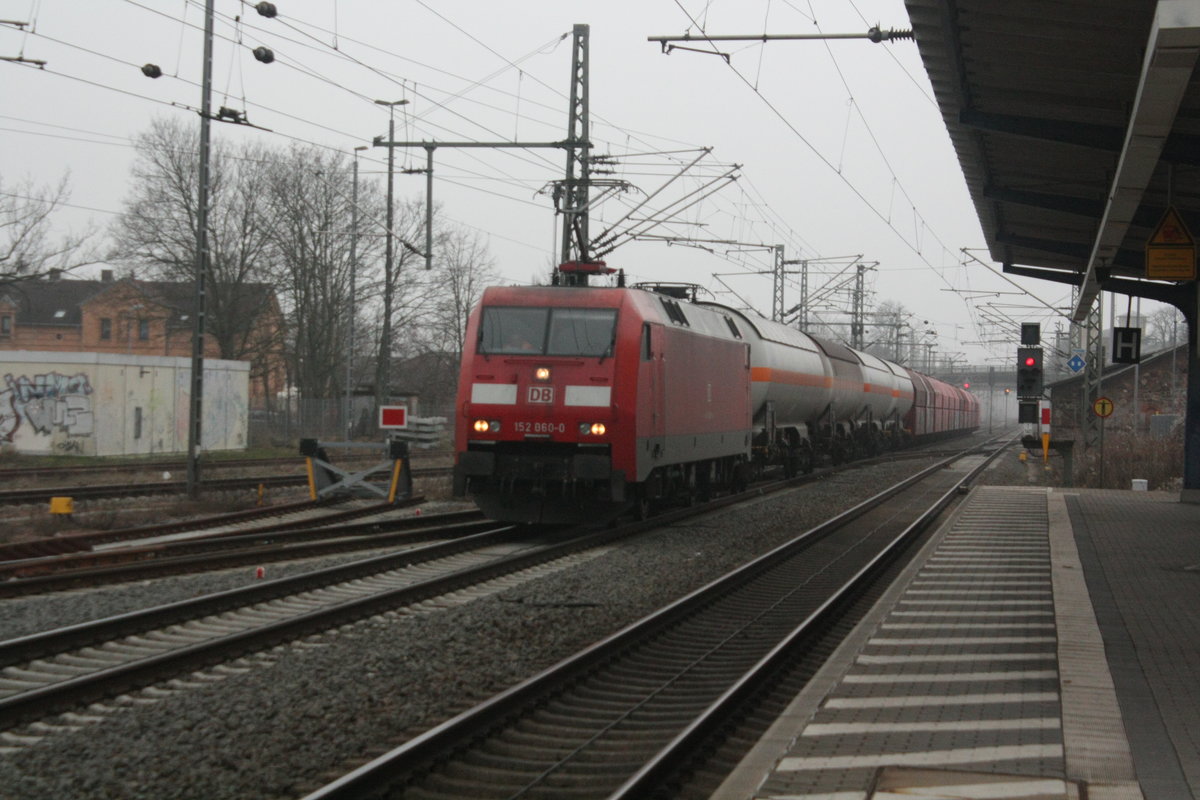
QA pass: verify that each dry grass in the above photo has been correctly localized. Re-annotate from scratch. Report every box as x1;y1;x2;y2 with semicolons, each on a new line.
1073;429;1184;491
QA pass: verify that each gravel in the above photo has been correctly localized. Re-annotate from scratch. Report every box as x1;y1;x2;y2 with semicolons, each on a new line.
0;438;1026;800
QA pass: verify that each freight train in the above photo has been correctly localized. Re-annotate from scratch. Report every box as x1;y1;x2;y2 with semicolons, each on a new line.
452;277;978;524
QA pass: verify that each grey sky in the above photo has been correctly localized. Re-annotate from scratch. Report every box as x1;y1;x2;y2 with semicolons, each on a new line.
0;0;1075;367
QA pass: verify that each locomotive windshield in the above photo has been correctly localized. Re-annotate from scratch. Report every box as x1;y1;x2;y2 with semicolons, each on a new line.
481;307;616;357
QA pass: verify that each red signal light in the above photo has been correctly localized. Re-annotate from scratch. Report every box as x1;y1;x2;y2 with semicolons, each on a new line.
963;382;970;389
1023;356;1036;367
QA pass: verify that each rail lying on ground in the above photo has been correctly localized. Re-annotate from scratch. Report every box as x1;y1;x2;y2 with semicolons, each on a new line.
0;451;451;481
0;466;453;505
0;500;461;597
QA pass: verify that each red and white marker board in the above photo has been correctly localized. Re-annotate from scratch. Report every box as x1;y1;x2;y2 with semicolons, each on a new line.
378;405;408;429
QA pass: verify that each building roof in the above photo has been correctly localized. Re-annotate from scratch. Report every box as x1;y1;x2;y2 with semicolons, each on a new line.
0;276;277;328
0;278;103;325
904;0;1200;317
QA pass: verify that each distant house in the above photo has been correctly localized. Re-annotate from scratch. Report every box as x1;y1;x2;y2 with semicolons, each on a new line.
0;270;285;410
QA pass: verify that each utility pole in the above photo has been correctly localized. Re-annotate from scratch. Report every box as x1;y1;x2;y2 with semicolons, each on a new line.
185;0;214;499
373;25;596;285
851;262;867;349
399;146;436;271
559;23;591;273
771;246;804;323
372;99;408;414
345;145;367;437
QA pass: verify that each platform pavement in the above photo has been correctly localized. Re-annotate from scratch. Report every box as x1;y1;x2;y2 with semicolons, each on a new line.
712;486;1200;800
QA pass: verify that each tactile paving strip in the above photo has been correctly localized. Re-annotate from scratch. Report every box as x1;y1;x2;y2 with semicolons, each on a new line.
750;487;1072;800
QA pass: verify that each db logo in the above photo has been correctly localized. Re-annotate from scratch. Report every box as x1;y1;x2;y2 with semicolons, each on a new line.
528;386;554;404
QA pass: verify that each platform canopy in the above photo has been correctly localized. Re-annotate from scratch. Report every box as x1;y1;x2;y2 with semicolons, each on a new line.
904;0;1200;321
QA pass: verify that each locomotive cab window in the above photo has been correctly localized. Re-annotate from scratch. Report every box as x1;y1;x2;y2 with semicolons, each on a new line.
547;308;616;357
481;307;548;354
481;306;617;357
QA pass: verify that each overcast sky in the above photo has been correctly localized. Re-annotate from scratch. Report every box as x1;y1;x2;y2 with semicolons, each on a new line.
0;0;1081;369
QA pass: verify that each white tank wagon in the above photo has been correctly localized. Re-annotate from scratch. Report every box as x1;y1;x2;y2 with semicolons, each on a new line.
701;302;916;469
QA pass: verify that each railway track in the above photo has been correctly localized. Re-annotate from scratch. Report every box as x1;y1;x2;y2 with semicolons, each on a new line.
0;500;459;596
0;438;1004;758
0;496;353;560
0;440;882;739
0;514;530;730
0;466;454;506
301;439;1010;799
0;451;450;481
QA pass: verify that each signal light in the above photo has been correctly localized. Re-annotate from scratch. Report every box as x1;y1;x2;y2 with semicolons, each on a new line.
963;382;970;389
1016;347;1043;399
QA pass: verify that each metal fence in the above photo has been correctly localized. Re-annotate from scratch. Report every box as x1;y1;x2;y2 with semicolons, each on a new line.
249;396;452;449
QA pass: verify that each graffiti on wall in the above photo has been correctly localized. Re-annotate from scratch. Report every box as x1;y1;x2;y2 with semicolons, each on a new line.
0;372;95;443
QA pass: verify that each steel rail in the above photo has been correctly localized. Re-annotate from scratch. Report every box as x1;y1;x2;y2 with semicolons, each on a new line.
0;496;359;561
0;466;453;505
0;504;478;597
301;438;1010;799
0;519;543;727
610;440;1011;798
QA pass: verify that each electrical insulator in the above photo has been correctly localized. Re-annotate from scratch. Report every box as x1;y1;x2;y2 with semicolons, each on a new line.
255;2;277;17
141;63;163;79
253;46;275;64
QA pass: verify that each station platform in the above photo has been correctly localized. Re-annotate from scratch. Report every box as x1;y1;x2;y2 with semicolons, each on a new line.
714;486;1200;800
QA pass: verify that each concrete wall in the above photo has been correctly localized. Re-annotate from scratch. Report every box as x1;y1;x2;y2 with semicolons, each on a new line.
1048;344;1188;439
0;351;249;457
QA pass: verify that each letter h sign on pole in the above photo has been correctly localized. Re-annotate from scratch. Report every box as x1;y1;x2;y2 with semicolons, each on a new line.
1112;327;1142;364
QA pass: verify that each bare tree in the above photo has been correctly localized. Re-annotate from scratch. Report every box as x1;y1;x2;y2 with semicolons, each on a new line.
367;196;438;407
866;301;909;363
0;173;97;286
111;117;281;362
394;225;500;414
265;143;384;402
1144;305;1185;353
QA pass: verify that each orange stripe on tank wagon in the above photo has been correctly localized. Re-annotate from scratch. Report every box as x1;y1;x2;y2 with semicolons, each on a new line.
750;367;832;388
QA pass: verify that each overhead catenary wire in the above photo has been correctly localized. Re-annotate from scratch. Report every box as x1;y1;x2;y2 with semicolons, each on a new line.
4;0;871;324
667;0;991;357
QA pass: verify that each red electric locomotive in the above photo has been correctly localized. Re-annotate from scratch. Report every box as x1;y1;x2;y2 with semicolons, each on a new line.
453;283;753;523
453;279;979;524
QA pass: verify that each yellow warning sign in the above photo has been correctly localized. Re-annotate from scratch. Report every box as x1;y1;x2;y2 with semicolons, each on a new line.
1146;206;1196;280
1148;207;1193;245
1093;396;1114;418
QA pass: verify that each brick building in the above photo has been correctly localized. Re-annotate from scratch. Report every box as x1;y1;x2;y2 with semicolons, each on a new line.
0;270;285;409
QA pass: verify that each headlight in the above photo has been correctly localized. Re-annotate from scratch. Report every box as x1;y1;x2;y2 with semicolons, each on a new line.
535;367;551;381
579;422;607;436
473;419;499;433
